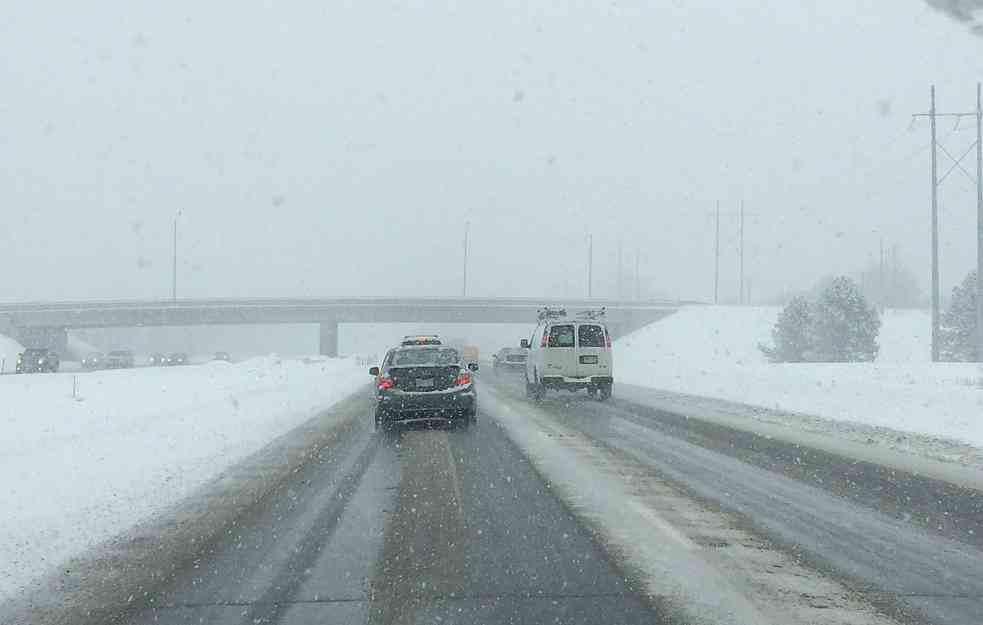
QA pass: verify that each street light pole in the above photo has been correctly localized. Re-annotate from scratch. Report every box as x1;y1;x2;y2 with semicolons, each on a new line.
172;214;179;302
587;234;594;298
462;220;470;297
714;201;720;305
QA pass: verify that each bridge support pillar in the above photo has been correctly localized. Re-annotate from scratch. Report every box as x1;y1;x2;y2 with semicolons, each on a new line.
319;319;339;357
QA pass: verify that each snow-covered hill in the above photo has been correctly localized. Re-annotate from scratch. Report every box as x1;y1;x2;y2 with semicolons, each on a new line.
616;306;983;449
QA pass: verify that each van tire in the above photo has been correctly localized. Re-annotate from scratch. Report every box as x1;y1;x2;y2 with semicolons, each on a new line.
598;383;612;401
526;372;545;401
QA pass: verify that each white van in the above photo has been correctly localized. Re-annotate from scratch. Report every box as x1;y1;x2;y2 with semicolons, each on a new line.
523;312;613;400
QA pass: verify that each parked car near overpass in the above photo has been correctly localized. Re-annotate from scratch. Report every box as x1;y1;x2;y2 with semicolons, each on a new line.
82;352;105;370
166;352;189;366
106;350;135;369
16;348;60;373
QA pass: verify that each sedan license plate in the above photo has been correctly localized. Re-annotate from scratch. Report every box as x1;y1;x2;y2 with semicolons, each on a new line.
415;378;435;389
579;355;598;364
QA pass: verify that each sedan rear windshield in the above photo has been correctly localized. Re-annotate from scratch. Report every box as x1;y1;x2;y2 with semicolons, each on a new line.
393;348;460;366
578;324;605;347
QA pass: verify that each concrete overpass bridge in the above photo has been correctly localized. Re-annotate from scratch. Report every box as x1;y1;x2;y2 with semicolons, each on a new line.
0;297;689;357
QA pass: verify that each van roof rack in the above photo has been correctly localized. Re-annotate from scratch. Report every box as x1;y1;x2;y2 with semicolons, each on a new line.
576;307;606;320
537;306;567;322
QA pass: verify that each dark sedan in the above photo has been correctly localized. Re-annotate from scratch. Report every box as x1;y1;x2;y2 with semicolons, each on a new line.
369;345;478;430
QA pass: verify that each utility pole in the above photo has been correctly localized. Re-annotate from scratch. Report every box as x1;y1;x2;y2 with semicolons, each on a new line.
931;86;941;362
587;234;594;298
892;244;899;306
879;235;885;309
462;220;470;297
739;200;745;305
913;86;982;360
172;214;179;302
977;82;983;362
714;201;720;305
617;238;624;299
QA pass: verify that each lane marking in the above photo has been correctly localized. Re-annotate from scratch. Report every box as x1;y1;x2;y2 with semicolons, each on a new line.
442;431;465;522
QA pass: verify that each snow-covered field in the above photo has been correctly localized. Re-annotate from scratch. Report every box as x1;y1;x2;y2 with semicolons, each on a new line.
0;354;366;603
617;306;983;450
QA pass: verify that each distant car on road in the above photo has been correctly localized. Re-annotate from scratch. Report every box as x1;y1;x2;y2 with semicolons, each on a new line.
82;351;105;370
462;345;480;364
106;350;135;369
149;353;166;367
213;351;232;362
370;345;478;430
16;348;60;373
493;347;528;370
400;334;442;346
166;352;188;366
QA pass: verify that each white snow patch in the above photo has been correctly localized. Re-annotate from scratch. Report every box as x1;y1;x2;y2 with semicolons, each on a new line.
0;334;24;375
616;306;983;450
0;354;366;603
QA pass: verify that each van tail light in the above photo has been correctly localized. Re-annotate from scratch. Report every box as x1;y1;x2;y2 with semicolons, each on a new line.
454;370;472;387
377;375;395;390
541;332;549;347
605;330;612;349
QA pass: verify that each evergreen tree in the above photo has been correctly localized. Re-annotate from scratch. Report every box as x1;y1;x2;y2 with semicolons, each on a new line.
760;296;812;363
810;276;881;362
940;271;978;362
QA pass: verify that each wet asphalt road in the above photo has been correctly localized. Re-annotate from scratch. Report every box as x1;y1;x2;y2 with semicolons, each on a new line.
485;370;983;625
122;390;657;625
115;369;983;625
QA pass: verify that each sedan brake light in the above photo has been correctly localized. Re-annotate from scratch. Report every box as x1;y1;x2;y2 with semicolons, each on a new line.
454;370;471;387
377;375;395;390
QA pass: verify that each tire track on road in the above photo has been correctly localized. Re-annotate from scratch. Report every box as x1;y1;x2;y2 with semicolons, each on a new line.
369;429;467;625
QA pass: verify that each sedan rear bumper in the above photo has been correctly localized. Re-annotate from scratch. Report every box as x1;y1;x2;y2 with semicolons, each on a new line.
377;387;476;420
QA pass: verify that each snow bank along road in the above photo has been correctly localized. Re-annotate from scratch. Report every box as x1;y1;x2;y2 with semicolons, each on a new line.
0;355;367;606
5;369;983;625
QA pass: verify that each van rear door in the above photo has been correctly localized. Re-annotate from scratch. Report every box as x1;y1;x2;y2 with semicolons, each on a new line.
576;323;608;378
545;324;576;377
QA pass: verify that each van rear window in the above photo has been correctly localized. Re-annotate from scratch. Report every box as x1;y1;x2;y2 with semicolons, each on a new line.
547;325;575;348
578;325;605;347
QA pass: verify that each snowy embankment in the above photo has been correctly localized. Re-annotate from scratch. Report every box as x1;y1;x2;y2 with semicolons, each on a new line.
0;334;23;374
0;354;366;603
617;307;983;451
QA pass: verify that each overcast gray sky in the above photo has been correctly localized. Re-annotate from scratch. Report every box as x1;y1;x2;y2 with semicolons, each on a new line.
2;1;983;303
